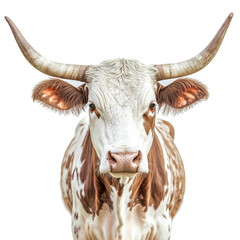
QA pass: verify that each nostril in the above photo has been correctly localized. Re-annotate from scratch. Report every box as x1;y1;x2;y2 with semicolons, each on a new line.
110;153;117;162
132;151;141;163
107;151;117;166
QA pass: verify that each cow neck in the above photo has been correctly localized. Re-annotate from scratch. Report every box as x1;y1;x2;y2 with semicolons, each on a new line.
79;129;168;217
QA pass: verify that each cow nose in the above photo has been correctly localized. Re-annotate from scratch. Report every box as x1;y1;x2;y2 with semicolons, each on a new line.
107;151;141;173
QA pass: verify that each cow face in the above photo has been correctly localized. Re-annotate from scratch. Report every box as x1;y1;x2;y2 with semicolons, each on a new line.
86;59;157;177
32;59;208;178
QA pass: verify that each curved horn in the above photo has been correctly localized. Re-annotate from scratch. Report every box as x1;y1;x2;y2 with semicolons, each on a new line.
5;17;88;81
155;13;233;80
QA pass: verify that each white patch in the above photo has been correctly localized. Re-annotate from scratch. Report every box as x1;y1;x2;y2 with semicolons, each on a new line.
148;110;155;117
119;176;129;185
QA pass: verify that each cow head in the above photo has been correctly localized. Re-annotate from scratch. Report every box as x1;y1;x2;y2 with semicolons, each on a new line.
5;14;233;178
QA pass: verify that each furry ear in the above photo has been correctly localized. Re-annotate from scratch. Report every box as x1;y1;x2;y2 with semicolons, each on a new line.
32;79;88;114
156;78;209;114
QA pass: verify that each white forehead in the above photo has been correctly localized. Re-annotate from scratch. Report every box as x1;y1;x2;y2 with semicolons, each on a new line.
86;59;157;114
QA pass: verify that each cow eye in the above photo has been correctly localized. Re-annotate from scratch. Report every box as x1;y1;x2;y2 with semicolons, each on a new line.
89;103;96;111
149;103;156;110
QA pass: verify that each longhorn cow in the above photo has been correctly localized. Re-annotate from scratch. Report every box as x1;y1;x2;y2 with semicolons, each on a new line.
5;13;233;240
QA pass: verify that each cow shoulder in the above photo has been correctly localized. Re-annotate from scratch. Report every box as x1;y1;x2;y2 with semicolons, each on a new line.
61;115;89;213
155;118;185;219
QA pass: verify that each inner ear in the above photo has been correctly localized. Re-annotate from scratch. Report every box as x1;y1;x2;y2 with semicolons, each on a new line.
41;88;68;109
156;78;209;114
32;79;88;114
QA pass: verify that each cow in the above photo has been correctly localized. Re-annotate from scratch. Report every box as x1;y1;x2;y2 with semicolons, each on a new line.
5;13;233;240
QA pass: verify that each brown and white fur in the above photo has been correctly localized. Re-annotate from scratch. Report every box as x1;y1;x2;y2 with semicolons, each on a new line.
61;116;184;240
32;59;208;240
5;13;233;239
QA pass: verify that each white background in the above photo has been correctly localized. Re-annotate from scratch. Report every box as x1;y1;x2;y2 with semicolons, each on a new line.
0;0;240;239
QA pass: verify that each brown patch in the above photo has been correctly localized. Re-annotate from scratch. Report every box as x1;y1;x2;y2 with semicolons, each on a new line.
129;132;168;210
74;212;79;220
93;108;101;119
156;78;209;114
79;129;124;217
143;107;156;135
32;79;88;114
156;126;185;218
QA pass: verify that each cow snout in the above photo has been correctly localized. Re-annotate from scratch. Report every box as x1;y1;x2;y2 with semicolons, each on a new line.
107;151;141;173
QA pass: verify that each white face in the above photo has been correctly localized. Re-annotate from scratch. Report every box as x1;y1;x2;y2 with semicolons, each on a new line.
86;59;157;177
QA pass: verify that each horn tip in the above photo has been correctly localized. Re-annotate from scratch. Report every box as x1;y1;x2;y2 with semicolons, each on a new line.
229;12;234;18
4;16;12;25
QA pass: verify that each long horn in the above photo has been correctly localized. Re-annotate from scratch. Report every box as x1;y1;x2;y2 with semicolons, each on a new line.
5;17;88;81
155;13;233;80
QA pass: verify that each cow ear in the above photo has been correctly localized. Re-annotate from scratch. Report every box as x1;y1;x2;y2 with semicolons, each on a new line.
32;79;88;114
156;78;209;114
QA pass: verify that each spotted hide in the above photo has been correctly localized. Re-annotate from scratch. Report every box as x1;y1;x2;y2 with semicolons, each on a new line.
5;13;233;240
61;117;185;240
